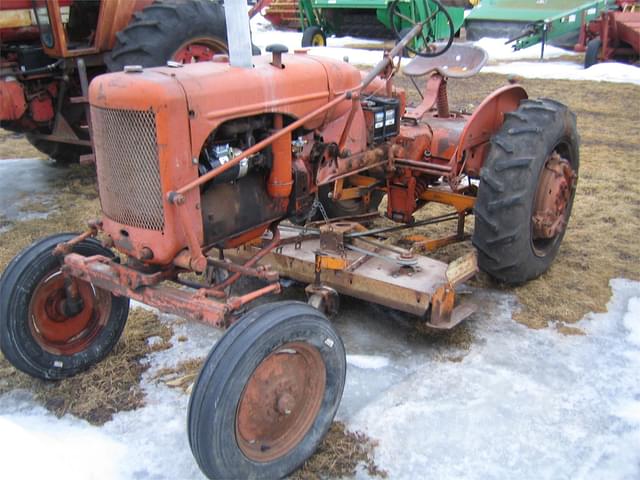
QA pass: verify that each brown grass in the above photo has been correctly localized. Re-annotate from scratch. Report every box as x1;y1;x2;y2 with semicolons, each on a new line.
0;308;172;425
394;71;640;328
292;422;387;480
0;129;44;160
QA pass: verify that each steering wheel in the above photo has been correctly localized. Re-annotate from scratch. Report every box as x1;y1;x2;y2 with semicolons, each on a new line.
389;0;455;57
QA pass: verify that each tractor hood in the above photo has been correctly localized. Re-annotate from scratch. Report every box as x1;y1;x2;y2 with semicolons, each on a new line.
90;52;362;159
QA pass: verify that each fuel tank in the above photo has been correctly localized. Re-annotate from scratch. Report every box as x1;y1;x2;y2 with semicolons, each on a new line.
88;53;362;265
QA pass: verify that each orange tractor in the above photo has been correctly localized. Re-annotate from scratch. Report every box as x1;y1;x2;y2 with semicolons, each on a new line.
0;0;579;478
0;0;230;163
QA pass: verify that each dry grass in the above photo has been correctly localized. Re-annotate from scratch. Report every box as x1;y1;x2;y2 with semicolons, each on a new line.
0;129;44;159
0;163;173;425
395;71;640;328
0;308;172;425
292;422;387;480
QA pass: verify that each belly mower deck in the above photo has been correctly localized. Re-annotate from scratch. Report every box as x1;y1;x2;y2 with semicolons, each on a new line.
226;221;478;330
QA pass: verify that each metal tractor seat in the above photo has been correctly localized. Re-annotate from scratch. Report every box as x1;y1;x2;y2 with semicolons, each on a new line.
402;43;488;121
403;43;489;79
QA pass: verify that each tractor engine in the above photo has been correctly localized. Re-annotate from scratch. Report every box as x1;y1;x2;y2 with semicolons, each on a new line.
88;53;373;266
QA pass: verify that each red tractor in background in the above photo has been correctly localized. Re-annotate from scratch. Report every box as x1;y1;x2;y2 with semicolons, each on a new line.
0;0;230;163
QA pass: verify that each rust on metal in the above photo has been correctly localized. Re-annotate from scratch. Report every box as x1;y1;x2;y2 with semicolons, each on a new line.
235;342;326;462
532;152;577;240
28;269;110;355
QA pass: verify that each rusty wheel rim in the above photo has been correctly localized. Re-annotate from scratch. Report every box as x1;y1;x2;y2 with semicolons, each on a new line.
531;150;577;256
235;342;326;462
28;270;111;355
172;36;228;63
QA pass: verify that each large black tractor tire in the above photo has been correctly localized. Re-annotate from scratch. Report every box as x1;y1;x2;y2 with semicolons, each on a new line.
0;234;130;380
25;135;91;165
472;99;579;285
584;38;602;68
188;301;346;480
106;0;229;71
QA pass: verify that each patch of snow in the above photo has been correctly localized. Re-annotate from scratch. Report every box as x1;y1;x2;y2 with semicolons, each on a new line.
347;354;390;370
0;392;127;480
0;159;64;224
473;37;577;62
346;279;640;480
483;60;640;85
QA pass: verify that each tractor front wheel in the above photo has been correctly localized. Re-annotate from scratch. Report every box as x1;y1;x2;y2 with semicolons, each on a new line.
0;234;130;379
472;98;579;285
188;301;346;479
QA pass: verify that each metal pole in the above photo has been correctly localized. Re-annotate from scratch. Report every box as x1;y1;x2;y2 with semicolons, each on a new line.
224;0;253;68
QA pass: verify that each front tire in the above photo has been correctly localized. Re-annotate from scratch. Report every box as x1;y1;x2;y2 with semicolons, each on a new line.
472;98;579;285
188;301;346;479
0;234;130;380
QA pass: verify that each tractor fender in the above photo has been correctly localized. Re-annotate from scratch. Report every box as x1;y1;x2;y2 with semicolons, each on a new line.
455;84;527;176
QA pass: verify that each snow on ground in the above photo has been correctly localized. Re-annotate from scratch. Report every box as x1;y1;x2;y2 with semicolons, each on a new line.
483;61;640;86
1;280;639;480
0;159;62;229
472;37;578;61
250;14;640;85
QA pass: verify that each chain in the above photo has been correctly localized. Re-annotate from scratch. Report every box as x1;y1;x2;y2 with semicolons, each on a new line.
301;195;329;235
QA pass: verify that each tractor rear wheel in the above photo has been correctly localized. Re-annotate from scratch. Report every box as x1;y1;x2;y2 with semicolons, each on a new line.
0;234;130;380
472;98;579;285
106;0;229;71
188;301;346;480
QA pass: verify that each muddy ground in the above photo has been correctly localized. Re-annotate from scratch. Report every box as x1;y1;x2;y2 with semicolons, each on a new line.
0;71;639;477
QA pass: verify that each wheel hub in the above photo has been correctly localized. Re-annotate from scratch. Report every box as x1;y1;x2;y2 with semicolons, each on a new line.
235;342;326;462
28;271;108;355
532;152;577;240
172;37;227;63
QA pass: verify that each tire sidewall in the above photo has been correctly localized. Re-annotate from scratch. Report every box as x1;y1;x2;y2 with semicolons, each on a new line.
190;304;345;479
474;100;579;284
0;234;129;379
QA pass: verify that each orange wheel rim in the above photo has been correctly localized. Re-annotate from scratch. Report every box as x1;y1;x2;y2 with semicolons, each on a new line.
172;36;228;63
235;342;326;462
531;150;577;255
28;270;111;355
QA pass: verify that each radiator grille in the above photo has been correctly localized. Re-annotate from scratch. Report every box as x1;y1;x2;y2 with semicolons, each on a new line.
92;106;165;231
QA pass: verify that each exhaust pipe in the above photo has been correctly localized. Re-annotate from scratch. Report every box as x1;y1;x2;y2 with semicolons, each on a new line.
224;0;254;68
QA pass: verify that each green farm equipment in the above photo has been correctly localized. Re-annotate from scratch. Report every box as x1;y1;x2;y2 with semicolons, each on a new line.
297;0;467;51
465;0;614;55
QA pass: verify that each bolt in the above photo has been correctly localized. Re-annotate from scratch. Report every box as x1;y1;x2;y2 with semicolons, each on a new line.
276;393;295;415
